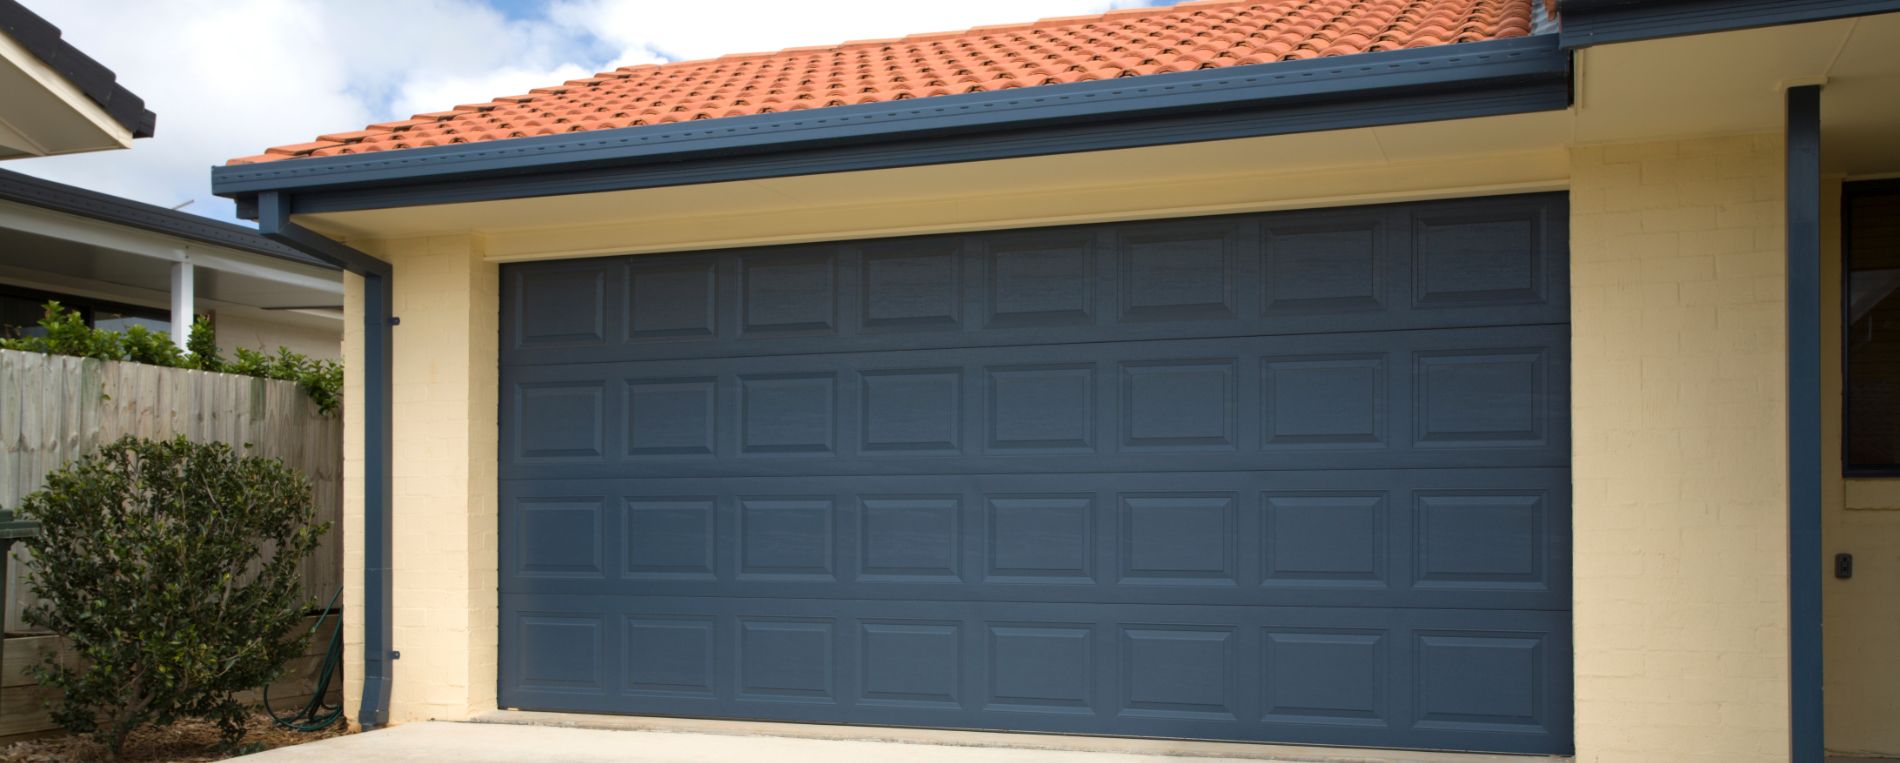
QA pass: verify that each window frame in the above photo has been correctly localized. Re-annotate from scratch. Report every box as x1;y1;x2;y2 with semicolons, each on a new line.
1842;179;1900;477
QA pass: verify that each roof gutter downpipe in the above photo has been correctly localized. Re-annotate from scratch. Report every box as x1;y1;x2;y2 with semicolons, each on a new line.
256;191;395;730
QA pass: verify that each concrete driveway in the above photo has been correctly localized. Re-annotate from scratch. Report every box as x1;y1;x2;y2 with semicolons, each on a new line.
240;722;1297;762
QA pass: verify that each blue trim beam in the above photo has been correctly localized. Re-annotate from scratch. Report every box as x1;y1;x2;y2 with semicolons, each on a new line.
1558;0;1900;49
256;193;396;730
212;36;1570;215
1785;83;1823;763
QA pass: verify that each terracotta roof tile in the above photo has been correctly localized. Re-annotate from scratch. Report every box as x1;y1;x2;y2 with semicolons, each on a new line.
232;0;1535;165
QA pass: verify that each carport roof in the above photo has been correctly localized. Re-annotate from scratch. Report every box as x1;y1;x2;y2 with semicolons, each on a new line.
226;0;1536;166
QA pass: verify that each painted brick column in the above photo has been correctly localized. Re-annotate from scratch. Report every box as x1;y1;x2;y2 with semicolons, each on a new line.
340;235;499;724
1569;134;1791;763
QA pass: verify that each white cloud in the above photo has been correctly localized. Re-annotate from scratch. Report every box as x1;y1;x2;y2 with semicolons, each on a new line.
3;0;1168;223
550;0;1158;62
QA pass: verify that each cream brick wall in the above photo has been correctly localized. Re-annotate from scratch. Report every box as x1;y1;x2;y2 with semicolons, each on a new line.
339;272;364;729
1570;134;1791;763
337;236;500;726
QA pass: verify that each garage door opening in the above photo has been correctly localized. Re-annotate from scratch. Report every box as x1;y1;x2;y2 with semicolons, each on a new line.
497;193;1572;755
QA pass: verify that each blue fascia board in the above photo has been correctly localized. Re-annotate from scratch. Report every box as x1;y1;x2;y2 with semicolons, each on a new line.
213;35;1570;216
1558;0;1900;49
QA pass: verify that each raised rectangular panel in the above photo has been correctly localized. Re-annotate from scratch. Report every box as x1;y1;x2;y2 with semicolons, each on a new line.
626;616;716;697
624;497;716;580
739;497;834;580
984;235;1094;328
516;614;605;693
741;253;836;334
986;495;1094;583
739;618;835;701
861;369;961;454
515;498;604;579
1261;355;1386;449
1262;221;1384;314
860;496;960;581
739;373;835;455
626;378;716;456
1120;359;1236;451
1414;350;1547;447
987;364;1094;453
1119;493;1237;586
1415;492;1547;591
1262;629;1387;725
1415;632;1547;732
986;623;1094;713
1262;493;1386;587
514;382;605;461
626;260;716;340
1117;222;1238;322
860;621;962;707
1412;211;1546;308
1119;626;1237;720
514;266;606;347
862;244;962;331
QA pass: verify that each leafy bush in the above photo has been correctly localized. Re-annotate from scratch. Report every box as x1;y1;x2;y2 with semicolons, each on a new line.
231;347;344;415
0;301;341;414
120;324;184;367
17;436;329;757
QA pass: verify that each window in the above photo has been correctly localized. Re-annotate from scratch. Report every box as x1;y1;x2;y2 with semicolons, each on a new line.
0;285;172;339
1846;183;1900;474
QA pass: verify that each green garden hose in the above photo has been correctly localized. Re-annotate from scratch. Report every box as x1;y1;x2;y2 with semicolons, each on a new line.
264;588;345;732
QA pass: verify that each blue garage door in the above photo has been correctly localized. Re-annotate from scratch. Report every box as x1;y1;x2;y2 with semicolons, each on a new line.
498;193;1572;754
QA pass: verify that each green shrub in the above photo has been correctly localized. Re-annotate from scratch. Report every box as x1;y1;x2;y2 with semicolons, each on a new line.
120;324;184;367
17;436;329;757
184;317;223;373
0;301;121;360
1;301;341;413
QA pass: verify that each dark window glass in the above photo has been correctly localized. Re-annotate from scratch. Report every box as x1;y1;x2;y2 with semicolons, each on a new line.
1847;188;1900;471
0;287;170;340
1;294;50;337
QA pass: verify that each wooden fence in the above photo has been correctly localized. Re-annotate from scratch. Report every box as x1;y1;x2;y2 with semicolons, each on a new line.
0;349;343;739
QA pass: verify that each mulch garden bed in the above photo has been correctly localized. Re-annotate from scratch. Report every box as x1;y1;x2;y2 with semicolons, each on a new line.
0;713;349;762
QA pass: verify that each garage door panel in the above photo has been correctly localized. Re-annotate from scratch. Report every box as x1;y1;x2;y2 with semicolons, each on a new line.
500;468;1569;611
501;325;1569;479
501;195;1567;368
499;596;1569;754
499;193;1572;755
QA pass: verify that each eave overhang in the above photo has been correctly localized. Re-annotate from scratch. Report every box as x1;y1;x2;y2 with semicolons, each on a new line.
213;35;1572;218
0;169;328;269
1556;0;1900;48
0;0;155;141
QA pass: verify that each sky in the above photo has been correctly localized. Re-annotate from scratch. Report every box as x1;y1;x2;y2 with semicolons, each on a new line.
8;0;1181;224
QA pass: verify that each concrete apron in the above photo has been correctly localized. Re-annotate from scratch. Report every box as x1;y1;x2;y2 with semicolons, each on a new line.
242;713;1566;763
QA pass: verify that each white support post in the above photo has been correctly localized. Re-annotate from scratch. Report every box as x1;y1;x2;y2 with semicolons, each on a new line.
169;258;194;348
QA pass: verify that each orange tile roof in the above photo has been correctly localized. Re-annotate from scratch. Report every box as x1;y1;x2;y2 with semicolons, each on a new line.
229;0;1536;165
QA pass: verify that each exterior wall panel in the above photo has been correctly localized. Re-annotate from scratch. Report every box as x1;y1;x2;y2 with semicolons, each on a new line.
1569;133;1791;763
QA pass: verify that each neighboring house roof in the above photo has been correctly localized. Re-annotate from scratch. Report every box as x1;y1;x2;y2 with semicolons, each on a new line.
0;169;332;269
229;0;1534;165
0;0;155;139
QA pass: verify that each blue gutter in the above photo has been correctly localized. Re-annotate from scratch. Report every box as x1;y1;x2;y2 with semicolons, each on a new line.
213;35;1571;216
1785;84;1824;763
255;192;396;731
1557;0;1900;48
